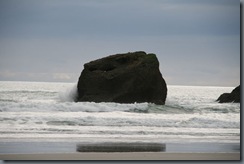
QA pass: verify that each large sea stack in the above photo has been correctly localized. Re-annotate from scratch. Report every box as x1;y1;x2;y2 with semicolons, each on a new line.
217;85;240;103
76;51;167;105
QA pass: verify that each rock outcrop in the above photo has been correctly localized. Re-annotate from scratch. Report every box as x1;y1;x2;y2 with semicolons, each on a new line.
217;85;240;103
76;51;167;105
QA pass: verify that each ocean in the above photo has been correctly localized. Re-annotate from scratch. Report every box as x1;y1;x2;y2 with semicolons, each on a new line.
0;81;240;153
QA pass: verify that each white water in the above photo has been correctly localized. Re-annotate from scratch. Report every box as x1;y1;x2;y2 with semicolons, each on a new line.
0;81;240;143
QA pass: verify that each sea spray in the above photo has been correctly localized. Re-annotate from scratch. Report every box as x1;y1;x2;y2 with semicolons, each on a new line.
59;83;78;102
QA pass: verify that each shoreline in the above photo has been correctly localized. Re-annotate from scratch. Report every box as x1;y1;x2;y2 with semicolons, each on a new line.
0;152;240;160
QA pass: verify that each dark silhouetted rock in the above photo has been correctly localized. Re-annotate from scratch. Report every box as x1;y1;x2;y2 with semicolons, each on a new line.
217;85;240;103
76;51;167;105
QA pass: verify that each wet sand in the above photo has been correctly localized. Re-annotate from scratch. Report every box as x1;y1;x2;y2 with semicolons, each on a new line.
0;141;240;160
0;152;240;160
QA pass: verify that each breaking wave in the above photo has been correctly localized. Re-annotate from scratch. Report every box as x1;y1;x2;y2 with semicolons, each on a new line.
59;84;78;102
0;81;240;143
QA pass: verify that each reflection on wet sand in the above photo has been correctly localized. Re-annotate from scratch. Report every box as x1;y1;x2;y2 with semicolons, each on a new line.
76;142;166;152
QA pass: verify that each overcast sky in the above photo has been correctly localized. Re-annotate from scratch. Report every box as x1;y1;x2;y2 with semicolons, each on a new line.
0;0;240;86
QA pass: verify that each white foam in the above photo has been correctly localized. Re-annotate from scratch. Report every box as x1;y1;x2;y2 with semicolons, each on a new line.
59;84;78;102
0;82;240;143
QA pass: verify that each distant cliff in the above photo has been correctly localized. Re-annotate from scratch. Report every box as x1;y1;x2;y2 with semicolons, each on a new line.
76;51;167;105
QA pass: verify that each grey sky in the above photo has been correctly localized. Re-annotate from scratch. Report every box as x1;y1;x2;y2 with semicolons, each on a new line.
0;0;240;86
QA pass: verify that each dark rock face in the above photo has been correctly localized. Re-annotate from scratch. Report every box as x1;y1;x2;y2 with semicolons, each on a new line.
76;51;167;105
217;85;240;103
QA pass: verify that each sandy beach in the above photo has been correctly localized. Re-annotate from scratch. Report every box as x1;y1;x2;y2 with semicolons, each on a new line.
0;152;240;160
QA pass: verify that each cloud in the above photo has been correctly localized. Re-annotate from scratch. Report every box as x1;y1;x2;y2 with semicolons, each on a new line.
0;0;240;86
53;73;71;80
0;70;16;78
0;33;240;86
0;70;79;82
0;0;239;38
